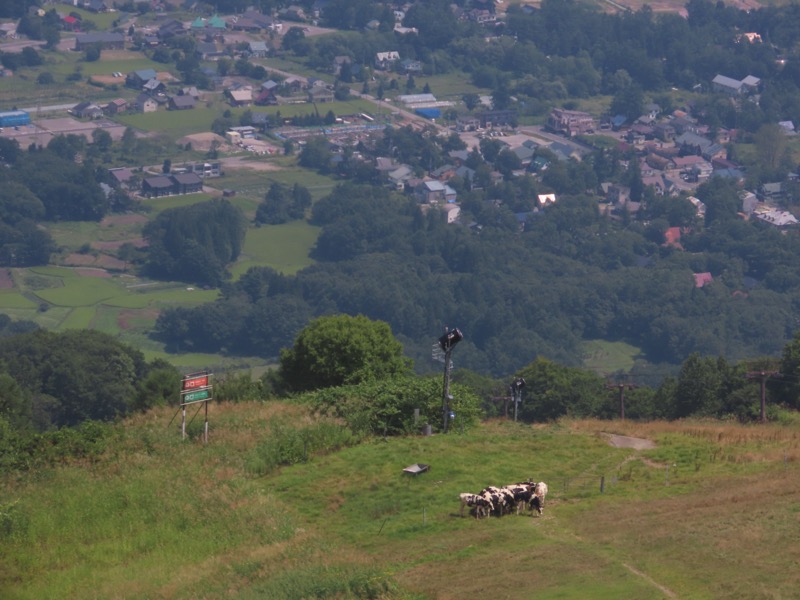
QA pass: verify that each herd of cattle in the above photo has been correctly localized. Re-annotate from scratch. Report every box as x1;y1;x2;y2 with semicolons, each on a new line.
459;481;549;519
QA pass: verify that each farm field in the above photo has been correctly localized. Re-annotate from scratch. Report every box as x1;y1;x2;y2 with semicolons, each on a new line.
2;412;798;599
116;108;221;136
580;339;641;375
232;220;320;278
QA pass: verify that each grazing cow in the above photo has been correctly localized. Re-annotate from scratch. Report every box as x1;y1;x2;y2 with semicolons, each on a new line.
478;486;510;516
533;481;548;514
503;484;536;515
529;494;543;515
534;481;548;503
459;492;493;519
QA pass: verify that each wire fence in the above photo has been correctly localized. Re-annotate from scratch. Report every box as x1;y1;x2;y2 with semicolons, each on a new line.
555;452;797;500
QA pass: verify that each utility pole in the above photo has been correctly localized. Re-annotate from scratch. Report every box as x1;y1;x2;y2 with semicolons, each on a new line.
606;381;636;420
745;371;780;423
438;328;463;434
510;377;525;422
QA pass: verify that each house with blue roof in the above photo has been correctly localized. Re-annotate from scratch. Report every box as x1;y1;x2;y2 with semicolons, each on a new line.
126;69;159;89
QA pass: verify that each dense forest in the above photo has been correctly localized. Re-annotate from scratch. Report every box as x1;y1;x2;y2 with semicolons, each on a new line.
0;137;116;267
153;175;800;377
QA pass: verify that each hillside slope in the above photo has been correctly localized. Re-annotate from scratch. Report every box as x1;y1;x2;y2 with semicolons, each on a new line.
1;405;798;599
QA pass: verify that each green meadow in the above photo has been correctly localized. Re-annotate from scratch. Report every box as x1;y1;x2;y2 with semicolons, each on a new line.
580;339;641;375
2;411;798;599
232;221;320;278
116;109;220;136
141;192;217;213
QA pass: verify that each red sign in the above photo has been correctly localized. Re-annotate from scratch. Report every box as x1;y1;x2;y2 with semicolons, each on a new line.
183;374;208;390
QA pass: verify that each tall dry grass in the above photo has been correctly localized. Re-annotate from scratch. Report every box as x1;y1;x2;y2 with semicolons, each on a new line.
566;417;800;465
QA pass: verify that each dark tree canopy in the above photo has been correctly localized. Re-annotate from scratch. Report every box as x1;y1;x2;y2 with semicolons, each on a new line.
143;199;247;286
0;329;179;430
278;314;412;393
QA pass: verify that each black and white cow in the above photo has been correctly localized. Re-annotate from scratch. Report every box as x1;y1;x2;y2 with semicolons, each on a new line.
459;492;493;519
479;486;515;516
503;483;536;515
528;494;543;515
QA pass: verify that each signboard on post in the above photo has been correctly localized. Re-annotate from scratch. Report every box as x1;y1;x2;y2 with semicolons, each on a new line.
177;370;213;444
181;371;212;405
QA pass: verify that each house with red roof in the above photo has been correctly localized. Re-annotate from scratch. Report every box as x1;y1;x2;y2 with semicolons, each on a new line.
693;272;714;288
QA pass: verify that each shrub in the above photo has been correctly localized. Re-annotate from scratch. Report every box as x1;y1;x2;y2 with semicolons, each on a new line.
245;418;358;476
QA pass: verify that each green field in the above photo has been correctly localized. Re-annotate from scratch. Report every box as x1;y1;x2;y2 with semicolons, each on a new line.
141;192;217;213
581;339;642;375
2;411;798;599
232;221;320;278
0;291;37;309
116;109;220;136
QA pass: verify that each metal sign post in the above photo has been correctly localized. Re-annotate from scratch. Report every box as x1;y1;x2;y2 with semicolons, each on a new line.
179;370;213;443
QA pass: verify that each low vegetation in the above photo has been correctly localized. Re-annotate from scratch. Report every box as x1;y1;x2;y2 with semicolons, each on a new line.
2;404;798;599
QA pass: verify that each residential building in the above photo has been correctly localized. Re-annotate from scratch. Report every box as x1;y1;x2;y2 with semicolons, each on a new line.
169;95;196;110
141;173;203;198
126;69;158;89
71;101;103;119
104;98;128;116
375;51;400;69
135;93;158;113
226;88;253;107
546;108;595;136
74;32;124;50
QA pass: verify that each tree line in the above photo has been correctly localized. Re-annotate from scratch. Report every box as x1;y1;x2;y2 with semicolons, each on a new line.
4;314;800;472
150;174;800;377
0;137;114;267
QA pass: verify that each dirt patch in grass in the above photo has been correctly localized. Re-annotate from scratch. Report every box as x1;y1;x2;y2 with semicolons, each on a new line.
177;132;234;153
64;253;97;266
603;433;656;450
65;253;128;271
95;255;127;270
118;307;160;330
93;238;148;251
0;268;13;289
91;74;124;85
101;214;149;227
219;156;286;172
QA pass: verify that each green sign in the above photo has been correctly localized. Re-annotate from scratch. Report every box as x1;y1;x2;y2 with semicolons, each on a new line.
182;388;210;403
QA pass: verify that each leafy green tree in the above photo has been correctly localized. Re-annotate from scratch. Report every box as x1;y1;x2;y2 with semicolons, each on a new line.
778;332;800;409
91;128;112;153
0;329;149;428
298;136;332;172
673;353;725;418
143;199;247;286
515;357;606;421
0;373;30;431
83;44;101;62
307;375;481;435
130;359;181;412
278;314;412;393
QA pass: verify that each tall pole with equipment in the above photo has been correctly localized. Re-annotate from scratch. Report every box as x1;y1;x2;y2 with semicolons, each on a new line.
438;328;463;434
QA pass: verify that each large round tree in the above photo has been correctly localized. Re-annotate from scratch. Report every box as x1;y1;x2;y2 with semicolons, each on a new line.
278;314;412;393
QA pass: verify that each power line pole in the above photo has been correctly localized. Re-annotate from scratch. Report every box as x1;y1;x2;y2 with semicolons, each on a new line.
606;382;636;420
438;328;463;434
745;371;780;423
510;377;525;422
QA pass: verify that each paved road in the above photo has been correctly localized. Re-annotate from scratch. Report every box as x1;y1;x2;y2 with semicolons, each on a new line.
18;103;76;113
0;39;46;53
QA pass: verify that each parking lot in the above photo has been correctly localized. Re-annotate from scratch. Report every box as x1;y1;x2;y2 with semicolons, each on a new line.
0;117;129;147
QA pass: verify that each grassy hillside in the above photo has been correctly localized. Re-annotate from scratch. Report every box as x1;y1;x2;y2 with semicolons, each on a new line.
2;407;799;599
